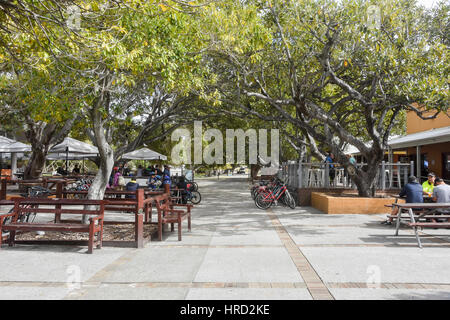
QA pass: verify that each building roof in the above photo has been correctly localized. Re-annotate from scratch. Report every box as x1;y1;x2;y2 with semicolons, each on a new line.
388;126;450;149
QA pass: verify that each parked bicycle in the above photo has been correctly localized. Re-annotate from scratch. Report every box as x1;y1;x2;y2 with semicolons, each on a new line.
171;187;201;205
1;186;53;230
66;178;92;199
253;178;296;210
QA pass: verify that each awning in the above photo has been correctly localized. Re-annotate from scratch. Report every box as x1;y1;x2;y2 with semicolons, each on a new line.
47;152;98;160
0;136;31;153
388;126;450;149
122;148;167;160
49;137;99;154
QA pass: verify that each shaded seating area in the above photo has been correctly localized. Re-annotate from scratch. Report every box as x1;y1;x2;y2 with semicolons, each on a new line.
0;198;105;254
0;183;196;252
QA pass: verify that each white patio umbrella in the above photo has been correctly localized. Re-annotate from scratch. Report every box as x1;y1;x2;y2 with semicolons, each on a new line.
0;136;31;175
46;152;98;160
49;137;99;154
122;148;167;160
0;136;31;153
49;137;99;174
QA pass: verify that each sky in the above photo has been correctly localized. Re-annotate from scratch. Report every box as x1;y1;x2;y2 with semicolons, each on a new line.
416;0;438;8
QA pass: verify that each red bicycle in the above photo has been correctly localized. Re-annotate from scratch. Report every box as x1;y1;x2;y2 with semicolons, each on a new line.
254;178;296;210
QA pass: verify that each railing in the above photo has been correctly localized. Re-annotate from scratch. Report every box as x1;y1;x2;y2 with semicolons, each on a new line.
280;161;415;190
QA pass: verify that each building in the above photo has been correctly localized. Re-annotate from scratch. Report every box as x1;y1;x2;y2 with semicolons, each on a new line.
388;110;450;180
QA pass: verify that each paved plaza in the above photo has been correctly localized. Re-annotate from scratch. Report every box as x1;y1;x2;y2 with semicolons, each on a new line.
1;177;450;300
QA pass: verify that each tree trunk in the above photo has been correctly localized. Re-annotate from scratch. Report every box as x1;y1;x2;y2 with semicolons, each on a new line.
348;161;381;197
23;117;77;180
84;105;114;223
24;146;48;180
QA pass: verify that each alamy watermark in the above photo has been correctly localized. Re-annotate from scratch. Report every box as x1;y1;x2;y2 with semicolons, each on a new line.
171;121;280;166
366;265;381;289
66;264;82;292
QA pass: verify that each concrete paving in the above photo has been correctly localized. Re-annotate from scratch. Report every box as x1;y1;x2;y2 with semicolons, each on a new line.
1;175;450;300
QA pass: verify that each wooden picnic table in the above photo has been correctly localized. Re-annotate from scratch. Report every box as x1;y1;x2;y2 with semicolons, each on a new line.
392;202;450;248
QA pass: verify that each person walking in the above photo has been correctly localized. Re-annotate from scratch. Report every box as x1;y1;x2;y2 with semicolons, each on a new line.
325;153;336;186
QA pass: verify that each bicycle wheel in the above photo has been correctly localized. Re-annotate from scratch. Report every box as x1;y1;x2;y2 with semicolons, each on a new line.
284;190;296;209
190;191;202;204
255;193;272;210
251;187;258;200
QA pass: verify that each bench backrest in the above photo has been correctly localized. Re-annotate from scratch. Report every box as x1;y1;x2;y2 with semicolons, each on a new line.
11;198;105;222
62;189;146;209
153;193;171;214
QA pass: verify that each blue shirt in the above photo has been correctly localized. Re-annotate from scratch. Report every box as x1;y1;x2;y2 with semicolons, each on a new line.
399;182;423;203
325;156;334;168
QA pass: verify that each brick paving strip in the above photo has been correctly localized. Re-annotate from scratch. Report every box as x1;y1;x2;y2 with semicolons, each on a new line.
266;209;335;300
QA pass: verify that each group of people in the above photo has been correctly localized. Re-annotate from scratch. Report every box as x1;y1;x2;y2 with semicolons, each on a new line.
106;164;172;198
56;164;80;176
383;172;450;225
136;164;166;177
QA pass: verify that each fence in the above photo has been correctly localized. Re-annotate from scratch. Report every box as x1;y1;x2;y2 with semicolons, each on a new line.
280;161;415;190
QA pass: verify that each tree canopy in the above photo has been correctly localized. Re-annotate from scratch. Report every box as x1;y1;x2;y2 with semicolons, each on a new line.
0;0;448;197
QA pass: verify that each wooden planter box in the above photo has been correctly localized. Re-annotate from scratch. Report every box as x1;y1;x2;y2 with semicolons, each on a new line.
311;192;400;214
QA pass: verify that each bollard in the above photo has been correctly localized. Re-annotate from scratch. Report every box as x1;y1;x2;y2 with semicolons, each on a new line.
0;179;6;200
164;183;170;194
135;211;144;248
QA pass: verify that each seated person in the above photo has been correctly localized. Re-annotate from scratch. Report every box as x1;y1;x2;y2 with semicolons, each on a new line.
56;166;67;175
147;172;162;190
176;176;188;204
422;172;435;198
383;176;423;225
125;178;139;199
432;178;450;220
432;178;450;203
72;164;81;175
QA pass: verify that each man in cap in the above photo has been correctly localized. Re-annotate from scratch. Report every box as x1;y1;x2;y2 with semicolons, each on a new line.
382;176;423;225
422;172;436;197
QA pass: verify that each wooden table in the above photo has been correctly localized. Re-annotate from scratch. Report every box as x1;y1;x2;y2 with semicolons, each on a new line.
392;202;450;248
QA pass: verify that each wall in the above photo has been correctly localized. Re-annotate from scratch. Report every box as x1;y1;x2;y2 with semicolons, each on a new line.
311;192;397;214
297;188;400;206
407;109;450;135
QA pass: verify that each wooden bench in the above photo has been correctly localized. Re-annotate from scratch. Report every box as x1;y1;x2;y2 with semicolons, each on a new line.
0;198;105;254
61;188;164;248
392;202;450;248
153;193;192;241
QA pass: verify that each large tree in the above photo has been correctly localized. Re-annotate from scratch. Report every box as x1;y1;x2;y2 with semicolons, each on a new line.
205;0;448;196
